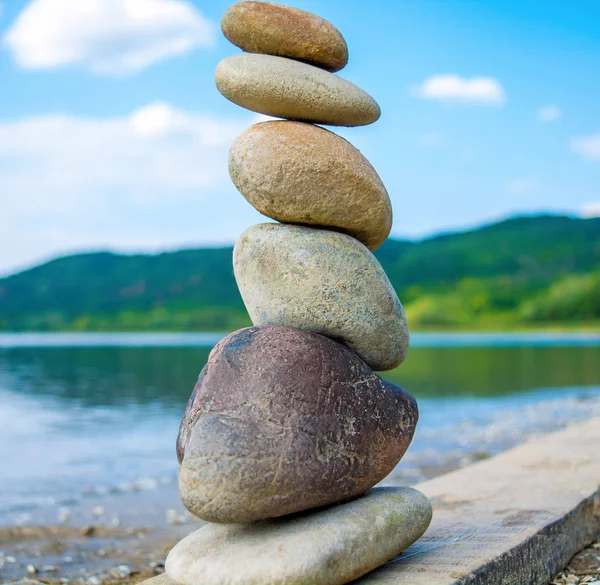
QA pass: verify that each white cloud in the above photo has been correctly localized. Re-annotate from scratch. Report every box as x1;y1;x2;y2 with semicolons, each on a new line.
571;133;600;161
3;0;215;75
0;104;261;275
414;74;506;106
0;103;244;206
581;202;600;218
538;105;562;122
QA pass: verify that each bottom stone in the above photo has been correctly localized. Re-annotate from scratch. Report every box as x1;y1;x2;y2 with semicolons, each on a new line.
165;487;432;585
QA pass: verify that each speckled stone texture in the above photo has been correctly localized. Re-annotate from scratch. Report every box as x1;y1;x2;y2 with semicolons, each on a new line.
166;487;432;585
221;1;348;72
177;326;418;523
135;576;174;585
233;224;409;371
229;121;392;251
215;54;380;127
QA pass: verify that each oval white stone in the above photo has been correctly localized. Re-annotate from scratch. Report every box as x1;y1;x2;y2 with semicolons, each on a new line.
166;487;432;585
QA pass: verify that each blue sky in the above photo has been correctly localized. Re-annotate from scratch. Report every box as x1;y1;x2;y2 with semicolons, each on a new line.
0;0;599;276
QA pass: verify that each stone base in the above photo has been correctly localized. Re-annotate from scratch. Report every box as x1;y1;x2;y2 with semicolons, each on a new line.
164;487;431;585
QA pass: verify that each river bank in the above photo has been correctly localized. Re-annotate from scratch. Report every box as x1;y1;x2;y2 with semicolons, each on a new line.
3;321;600;337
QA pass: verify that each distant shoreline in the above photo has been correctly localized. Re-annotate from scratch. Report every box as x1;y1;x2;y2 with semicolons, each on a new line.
2;215;599;334
1;328;600;349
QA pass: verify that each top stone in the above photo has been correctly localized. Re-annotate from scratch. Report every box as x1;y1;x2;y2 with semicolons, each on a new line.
222;1;349;73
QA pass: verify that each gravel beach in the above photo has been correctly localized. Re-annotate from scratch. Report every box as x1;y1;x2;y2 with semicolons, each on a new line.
550;539;600;585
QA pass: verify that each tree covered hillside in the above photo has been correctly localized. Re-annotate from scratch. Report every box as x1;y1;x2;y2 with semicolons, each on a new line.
1;215;599;331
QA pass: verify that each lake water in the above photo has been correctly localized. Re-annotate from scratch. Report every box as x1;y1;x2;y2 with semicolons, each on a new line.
1;332;599;528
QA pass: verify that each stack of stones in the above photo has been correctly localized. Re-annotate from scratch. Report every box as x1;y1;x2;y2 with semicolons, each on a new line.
162;3;433;585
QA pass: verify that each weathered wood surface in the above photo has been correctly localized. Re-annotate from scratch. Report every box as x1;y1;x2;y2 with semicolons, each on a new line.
358;415;600;585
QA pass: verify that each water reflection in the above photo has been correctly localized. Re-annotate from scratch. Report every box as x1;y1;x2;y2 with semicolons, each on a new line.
388;345;600;395
2;343;599;408
1;336;599;525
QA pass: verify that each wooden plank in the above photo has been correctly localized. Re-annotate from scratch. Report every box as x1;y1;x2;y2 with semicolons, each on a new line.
357;415;600;585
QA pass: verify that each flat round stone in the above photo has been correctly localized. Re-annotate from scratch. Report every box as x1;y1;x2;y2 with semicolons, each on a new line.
222;2;348;72
233;224;409;371
229;121;392;251
177;326;418;523
215;54;380;127
166;487;432;585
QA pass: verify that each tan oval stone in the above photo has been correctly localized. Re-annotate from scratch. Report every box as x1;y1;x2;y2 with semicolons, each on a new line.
166;487;433;585
233;224;409;371
229;121;392;250
222;2;348;72
215;54;380;127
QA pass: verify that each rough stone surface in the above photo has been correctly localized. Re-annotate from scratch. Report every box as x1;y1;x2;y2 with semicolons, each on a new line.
137;576;174;585
166;487;432;585
229;121;392;250
355;415;600;585
215;54;380;127
233;224;409;371
177;326;418;523
222;2;348;72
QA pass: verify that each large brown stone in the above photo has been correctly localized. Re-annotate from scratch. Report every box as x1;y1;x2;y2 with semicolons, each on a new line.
215;54;380;127
221;2;348;73
229;121;392;251
177;325;418;524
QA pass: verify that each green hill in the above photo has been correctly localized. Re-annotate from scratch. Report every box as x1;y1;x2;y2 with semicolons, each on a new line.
1;214;599;332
